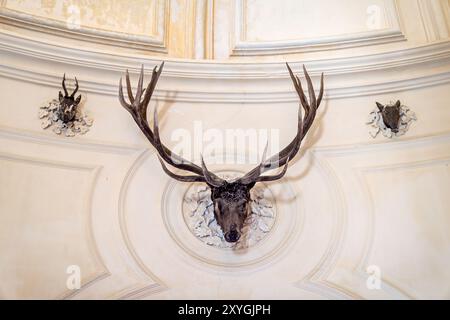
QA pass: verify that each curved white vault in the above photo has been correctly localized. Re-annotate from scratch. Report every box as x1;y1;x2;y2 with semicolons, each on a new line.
0;0;450;299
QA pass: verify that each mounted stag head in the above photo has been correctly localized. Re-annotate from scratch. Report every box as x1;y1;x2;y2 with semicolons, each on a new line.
58;74;81;123
376;100;401;133
119;62;324;243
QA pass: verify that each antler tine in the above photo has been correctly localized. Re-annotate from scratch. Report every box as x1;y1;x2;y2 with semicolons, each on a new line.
119;65;158;116
238;142;268;185
201;156;225;187
286;63;308;110
62;73;69;97
140;62;164;119
256;149;293;183
157;156;207;183
134;64;145;105
119;77;133;114
317;73;324;107
303;65;316;108
125;69;135;104
301;70;324;136
70;77;79;98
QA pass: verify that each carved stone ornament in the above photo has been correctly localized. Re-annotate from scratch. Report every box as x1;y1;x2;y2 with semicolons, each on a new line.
39;75;93;137
367;101;417;138
182;175;276;249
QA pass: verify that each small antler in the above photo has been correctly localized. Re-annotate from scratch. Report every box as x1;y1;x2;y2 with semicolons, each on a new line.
61;74;80;99
70;77;79;98
62;73;69;97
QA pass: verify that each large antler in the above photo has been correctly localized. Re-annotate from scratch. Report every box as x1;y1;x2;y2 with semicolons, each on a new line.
119;62;323;188
236;63;324;185
118;63;225;187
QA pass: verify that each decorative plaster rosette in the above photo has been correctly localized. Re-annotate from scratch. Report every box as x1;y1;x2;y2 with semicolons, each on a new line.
39;98;93;137
183;180;276;249
366;102;417;138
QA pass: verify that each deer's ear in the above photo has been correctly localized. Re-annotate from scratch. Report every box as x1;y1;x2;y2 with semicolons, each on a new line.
75;95;82;105
214;201;221;214
376;102;384;112
394;100;401;108
59;91;64;102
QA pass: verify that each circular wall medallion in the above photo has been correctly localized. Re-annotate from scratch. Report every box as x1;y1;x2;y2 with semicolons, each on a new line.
162;171;300;269
182;182;277;249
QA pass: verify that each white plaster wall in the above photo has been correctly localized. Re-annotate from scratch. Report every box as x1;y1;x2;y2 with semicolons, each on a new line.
0;0;449;299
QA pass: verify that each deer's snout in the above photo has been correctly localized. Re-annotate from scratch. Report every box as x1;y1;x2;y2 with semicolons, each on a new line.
224;224;240;243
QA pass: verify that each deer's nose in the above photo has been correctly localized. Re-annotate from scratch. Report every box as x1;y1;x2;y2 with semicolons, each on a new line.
225;230;240;243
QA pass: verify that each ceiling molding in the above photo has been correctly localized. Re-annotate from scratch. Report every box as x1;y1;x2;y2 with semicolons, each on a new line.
0;30;450;102
1;61;449;103
0;29;449;77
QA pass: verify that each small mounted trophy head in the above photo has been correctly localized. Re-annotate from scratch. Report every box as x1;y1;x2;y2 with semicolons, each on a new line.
376;100;401;133
58;74;82;123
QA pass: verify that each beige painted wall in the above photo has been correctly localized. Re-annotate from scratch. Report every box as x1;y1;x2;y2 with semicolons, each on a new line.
0;0;449;299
